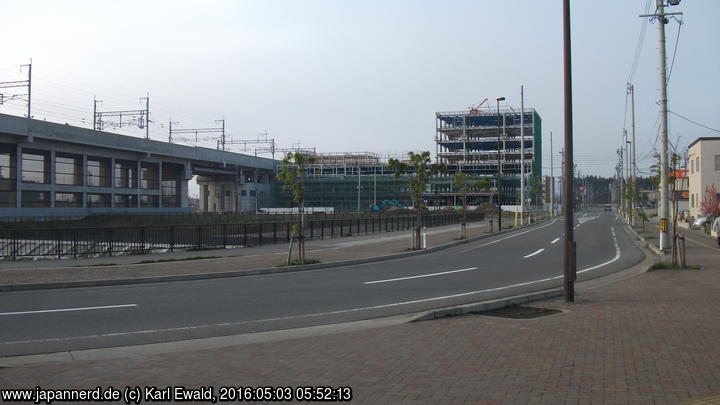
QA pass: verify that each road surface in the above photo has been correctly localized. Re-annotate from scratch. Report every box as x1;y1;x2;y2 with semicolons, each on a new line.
0;208;644;356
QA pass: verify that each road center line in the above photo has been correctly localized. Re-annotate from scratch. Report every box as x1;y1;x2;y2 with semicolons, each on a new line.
550;238;560;244
523;249;544;258
0;304;138;316
364;267;478;284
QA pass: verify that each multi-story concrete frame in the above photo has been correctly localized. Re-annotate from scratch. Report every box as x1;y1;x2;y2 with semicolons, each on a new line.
687;137;720;219
435;108;542;204
0;113;275;217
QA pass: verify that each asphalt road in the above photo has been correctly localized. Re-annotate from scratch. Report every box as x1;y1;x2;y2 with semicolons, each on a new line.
0;208;644;356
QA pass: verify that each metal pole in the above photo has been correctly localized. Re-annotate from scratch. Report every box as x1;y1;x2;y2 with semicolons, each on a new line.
520;86;525;225
550;131;554;216
630;83;637;226
496;97;505;231
563;0;576;302
93;97;97;131
145;94;150;140
27;60;32;119
357;166;361;213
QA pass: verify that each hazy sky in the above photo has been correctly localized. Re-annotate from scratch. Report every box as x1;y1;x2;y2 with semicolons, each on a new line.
2;0;718;181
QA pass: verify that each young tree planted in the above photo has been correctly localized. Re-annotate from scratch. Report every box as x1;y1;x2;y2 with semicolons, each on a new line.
277;152;316;265
388;151;446;250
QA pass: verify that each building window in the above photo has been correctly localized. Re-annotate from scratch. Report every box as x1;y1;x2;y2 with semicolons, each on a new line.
55;192;83;208
241;190;247;196
250;190;256;197
715;155;720;171
696;157;700;172
21;149;51;184
87;156;112;187
140;162;160;190
0;144;17;207
55;153;83;185
114;194;138;208
21;191;50;207
115;160;138;188
140;195;159;208
87;193;111;208
161;162;183;207
691;193;694;208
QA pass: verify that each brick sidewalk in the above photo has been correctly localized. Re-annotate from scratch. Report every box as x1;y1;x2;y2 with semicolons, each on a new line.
1;223;719;404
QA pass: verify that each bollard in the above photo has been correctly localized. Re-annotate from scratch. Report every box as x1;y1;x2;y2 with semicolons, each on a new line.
488;219;494;233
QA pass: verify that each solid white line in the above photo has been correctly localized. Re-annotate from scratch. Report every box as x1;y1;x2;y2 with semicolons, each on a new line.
1;225;623;347
523;248;544;258
550;238;560;244
458;217;559;254
0;304;137;316
364;267;478;284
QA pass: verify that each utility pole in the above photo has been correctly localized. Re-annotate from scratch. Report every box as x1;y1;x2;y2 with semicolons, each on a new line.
562;0;576;302
357;166;361;213
520;86;525;225
641;0;682;251
550;131;554;216
496;96;506;231
140;94;150;140
628;83;637;226
25;60;32;119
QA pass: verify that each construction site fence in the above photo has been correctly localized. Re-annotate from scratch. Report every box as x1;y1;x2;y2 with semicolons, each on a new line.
0;212;485;260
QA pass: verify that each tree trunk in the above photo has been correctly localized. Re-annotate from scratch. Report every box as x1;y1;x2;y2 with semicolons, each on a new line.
286;237;294;266
415;198;422;250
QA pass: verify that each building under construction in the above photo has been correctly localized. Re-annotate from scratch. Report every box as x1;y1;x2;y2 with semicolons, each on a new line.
270;106;542;212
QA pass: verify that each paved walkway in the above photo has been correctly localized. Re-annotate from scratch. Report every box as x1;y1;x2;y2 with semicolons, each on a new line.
1;217;719;404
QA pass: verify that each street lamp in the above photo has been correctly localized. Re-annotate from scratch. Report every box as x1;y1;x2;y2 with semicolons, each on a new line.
496;97;505;231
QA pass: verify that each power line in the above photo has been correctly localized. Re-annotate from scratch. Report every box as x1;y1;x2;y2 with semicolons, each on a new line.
627;0;652;83
668;110;720;133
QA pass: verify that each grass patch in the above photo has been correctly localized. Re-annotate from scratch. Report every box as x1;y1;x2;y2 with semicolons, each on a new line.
137;255;221;264
185;246;225;252
74;263;116;267
277;259;322;267
650;261;701;270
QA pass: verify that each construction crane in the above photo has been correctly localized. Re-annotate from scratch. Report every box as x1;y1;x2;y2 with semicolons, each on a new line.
468;98;489;114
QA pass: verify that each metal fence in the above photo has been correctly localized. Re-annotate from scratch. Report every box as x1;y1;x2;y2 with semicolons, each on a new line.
0;212;485;260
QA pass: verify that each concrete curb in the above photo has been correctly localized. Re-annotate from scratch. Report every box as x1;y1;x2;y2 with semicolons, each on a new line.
625;223;664;256
410;289;564;322
0;218;554;292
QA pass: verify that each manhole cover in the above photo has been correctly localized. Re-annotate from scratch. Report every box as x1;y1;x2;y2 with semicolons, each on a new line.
474;305;562;319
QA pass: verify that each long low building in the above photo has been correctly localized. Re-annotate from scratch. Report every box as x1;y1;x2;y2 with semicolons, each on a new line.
0;113;277;217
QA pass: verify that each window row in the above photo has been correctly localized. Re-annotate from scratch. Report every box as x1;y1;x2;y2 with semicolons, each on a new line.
4;191;177;208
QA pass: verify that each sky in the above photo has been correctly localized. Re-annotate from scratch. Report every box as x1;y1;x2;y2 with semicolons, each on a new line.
1;0;719;188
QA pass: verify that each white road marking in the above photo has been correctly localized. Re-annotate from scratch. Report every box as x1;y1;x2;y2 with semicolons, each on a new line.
0;304;137;316
364;267;478;284
523;249;545;258
550;238;560;244
458;217;560;254
1;225;623;347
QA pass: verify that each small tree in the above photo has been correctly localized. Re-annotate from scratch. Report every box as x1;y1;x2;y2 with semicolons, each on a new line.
699;184;720;219
529;174;542;223
452;171;488;239
277;152;316;265
388;151;446;250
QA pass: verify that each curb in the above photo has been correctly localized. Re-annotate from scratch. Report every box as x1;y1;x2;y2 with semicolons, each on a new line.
0;218;554;292
625;223;664;256
410;289;563;322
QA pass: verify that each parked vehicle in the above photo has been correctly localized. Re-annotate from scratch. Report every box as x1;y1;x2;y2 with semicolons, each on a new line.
691;216;711;229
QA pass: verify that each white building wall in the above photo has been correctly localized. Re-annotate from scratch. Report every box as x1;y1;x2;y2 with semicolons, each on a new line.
688;138;720;219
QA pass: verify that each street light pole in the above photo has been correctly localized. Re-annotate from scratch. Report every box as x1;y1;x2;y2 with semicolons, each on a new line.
496;97;506;231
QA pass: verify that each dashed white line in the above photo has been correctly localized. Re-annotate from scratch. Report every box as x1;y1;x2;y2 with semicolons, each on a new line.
523;248;545;258
0;304;138;316
550;238;560;244
458;217;560;254
364;267;478;284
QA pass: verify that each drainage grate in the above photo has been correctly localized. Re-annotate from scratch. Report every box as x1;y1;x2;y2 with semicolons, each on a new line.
473;304;562;319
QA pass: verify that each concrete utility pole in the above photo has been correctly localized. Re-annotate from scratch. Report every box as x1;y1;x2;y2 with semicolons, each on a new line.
628;83;637;226
562;0;576;302
550;131;554;216
641;0;682;250
520;86;525;225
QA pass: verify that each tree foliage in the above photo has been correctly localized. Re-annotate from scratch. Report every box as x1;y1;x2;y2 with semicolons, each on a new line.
699;184;720;218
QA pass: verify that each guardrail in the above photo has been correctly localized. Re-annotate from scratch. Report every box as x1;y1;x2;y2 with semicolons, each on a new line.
0;212;485;260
